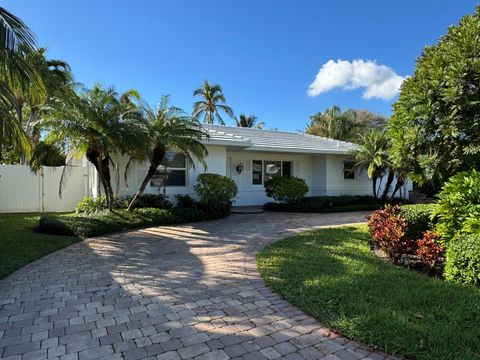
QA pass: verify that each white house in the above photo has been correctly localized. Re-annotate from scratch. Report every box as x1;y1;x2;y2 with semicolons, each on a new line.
91;125;408;206
0;125;410;212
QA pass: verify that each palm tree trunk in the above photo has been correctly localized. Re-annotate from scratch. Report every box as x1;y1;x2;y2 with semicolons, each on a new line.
100;155;115;210
381;170;395;199
391;174;406;199
0;116;3;162
86;146;112;210
127;145;165;211
372;176;378;198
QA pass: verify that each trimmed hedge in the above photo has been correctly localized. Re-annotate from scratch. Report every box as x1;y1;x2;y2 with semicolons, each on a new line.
39;207;212;239
264;177;308;204
400;204;436;240
264;195;410;213
445;234;480;286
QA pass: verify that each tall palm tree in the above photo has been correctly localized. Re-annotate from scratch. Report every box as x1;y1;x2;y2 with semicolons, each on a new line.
353;129;390;198
235;114;265;129
192;80;234;125
45;84;145;209
126;95;208;210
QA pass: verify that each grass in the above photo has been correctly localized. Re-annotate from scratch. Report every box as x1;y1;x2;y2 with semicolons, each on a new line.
0;213;79;279
257;225;480;360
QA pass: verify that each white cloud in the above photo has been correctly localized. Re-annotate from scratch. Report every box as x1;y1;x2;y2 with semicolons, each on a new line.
307;59;405;100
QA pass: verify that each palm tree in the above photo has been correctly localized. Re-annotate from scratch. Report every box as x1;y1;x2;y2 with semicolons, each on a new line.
126;95;209;210
2;48;73;163
306;105;353;140
192;80;234;124
235;114;265;129
45;84;145;209
353;129;390;198
0;8;45;162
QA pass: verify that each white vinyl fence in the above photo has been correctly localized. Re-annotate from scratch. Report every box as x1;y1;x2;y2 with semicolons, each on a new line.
0;165;87;213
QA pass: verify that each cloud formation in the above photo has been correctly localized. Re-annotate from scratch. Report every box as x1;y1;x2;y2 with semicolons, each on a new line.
307;59;405;100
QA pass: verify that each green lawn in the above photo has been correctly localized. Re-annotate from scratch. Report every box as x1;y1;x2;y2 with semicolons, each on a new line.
0;213;78;279
257;225;480;360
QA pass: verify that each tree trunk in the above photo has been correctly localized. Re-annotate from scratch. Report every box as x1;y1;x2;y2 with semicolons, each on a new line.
381;169;395;199
100;155;115;210
391;174;406;199
0;116;3;162
127;145;165;211
86;146;112;210
372;176;378;198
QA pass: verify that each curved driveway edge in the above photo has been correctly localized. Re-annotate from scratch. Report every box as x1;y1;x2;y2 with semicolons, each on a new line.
0;211;399;360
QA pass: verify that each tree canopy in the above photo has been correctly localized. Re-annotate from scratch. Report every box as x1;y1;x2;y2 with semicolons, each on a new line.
389;6;480;188
306;105;387;142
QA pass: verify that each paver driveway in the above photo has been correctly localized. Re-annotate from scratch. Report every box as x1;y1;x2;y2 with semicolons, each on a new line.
0;211;397;360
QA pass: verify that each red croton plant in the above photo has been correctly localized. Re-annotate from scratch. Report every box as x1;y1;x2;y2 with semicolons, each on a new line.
417;231;444;269
367;204;445;270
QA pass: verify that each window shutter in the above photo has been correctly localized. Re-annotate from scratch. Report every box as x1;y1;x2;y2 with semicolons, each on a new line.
294;161;301;177
244;160;252;185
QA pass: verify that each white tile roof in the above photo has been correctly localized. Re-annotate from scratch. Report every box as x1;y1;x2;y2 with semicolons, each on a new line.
202;125;358;154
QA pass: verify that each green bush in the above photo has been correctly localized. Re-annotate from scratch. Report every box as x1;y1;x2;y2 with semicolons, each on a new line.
38;207;208;239
194;173;238;217
264;177;308;204
433;170;480;244
401;204;436;240
264;195;409;213
75;196;109;213
445;234;480;286
176;194;198;208
122;193;172;210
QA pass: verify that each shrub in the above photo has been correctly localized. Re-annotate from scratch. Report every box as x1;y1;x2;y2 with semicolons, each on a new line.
264;195;408;213
38;207;208;239
176;194;198;208
417;231;444;269
401;204;436;240
75;196;108;213
194;173;238;217
445;234;480;286
122;193;172;210
264;177;309;204
367;205;417;261
434;170;480;244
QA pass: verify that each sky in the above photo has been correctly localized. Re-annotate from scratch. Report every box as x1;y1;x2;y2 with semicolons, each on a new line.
3;0;478;131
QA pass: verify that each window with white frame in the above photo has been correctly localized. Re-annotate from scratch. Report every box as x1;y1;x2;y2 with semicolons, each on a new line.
343;160;356;180
150;151;187;187
252;160;292;185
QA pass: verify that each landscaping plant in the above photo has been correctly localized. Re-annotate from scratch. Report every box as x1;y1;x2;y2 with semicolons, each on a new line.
417;231;444;270
194;173;238;217
445;234;480;286
264;176;308;204
433;169;480;245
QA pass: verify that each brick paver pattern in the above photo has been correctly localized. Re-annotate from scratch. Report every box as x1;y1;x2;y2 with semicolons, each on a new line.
0;211;401;360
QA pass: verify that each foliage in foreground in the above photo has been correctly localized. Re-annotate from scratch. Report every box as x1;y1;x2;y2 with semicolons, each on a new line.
38;207;213;239
257;225;480;360
433;169;480;245
0;213;77;279
445;234;480;286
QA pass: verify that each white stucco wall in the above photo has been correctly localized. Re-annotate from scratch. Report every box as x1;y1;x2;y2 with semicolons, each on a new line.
226;151;313;206
105;148;408;206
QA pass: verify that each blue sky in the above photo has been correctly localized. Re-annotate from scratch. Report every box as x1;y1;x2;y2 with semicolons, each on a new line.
3;0;478;131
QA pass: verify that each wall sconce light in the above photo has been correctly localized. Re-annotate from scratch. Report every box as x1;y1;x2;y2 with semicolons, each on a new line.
236;163;244;174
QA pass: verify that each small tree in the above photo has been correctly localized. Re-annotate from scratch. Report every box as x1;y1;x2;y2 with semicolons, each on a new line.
126;96;208;211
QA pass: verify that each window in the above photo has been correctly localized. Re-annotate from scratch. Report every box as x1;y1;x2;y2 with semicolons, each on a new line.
252;160;292;184
150;151;187;187
343;161;356;180
252;160;263;185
